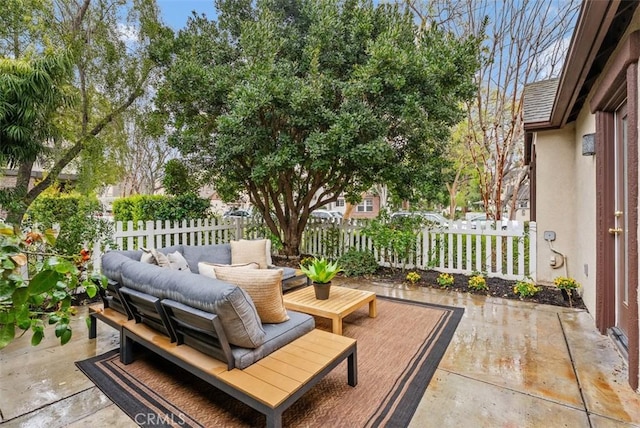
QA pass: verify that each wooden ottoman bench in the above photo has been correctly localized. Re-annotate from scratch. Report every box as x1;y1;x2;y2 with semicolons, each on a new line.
121;322;357;428
89;296;357;428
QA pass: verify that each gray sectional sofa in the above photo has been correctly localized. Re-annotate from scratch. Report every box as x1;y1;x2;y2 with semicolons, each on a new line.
99;244;314;369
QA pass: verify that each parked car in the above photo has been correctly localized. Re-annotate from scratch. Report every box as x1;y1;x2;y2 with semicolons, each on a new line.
223;209;251;218
328;211;343;219
310;209;334;219
467;213;487;230
454;214;521;231
390;211;449;227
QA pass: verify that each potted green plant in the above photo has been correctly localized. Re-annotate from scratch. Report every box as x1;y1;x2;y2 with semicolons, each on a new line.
300;257;342;300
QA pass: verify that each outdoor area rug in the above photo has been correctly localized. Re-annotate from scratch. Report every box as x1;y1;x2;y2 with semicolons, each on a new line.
76;296;463;427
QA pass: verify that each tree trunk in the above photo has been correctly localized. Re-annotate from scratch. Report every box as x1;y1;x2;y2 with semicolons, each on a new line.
343;203;355;219
281;222;301;257
5;161;33;226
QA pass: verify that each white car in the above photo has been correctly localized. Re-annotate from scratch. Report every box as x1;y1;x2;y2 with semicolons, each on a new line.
390;211;448;227
310;209;333;219
223;209;251;218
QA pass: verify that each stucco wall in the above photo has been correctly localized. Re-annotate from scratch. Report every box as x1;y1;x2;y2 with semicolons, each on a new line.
535;111;597;313
535;125;577;280
572;109;597;313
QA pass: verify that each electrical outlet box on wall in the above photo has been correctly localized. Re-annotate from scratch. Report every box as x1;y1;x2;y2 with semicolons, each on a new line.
543;231;556;241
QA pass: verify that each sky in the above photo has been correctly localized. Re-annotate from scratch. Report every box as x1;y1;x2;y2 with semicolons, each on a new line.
156;0;217;30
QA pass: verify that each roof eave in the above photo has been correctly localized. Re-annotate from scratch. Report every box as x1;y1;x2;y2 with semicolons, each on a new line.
549;0;620;128
523;121;554;132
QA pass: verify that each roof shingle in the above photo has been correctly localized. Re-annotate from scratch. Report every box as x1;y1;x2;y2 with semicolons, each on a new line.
523;79;559;125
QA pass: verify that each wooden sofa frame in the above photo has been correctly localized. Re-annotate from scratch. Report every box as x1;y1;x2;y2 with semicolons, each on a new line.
88;285;357;428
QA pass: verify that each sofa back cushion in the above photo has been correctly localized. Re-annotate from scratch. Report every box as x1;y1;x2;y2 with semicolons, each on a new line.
119;261;266;348
102;250;143;284
182;244;232;273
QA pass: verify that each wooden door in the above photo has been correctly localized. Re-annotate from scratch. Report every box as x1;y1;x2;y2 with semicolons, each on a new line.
613;103;630;342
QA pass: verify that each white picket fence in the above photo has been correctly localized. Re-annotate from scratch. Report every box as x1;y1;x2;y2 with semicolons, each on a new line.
94;217;536;281
301;219;536;280
110;218;246;250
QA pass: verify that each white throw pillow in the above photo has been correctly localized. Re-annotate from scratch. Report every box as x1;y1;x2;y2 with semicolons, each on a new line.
167;251;190;271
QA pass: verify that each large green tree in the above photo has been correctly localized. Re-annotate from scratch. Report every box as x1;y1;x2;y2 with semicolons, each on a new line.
159;0;480;256
0;0;172;225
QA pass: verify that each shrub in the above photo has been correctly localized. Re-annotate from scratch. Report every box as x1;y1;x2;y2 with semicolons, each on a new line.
338;249;379;277
362;212;421;271
468;272;488;291
436;272;454;288
112;193;210;224
513;278;540;298
553;276;581;307
406;271;421;284
26;192;113;256
0;221;106;349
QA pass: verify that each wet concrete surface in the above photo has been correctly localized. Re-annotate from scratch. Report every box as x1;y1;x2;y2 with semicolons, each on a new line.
1;278;638;427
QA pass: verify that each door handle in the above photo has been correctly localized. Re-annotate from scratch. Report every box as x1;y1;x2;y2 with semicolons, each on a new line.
608;228;623;235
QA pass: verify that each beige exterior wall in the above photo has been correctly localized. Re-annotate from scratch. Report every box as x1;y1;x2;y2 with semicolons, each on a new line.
535;125;577;282
571;108;597;313
535;105;598;314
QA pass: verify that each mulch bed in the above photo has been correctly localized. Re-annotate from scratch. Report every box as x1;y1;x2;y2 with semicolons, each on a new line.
274;256;586;310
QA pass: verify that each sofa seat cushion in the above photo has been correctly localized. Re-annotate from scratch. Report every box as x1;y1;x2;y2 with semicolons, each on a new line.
119;261;266;349
277;266;298;281
182;244;232;274
230;310;315;369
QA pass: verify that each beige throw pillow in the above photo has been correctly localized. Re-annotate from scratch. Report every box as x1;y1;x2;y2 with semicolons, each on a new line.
230;239;269;268
213;266;288;323
198;262;259;279
140;248;156;264
150;249;171;268
265;238;273;267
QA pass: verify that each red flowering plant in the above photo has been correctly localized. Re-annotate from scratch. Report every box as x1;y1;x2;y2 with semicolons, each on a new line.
0;221;106;349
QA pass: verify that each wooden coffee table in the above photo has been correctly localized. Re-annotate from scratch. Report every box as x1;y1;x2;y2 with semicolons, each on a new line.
283;286;377;335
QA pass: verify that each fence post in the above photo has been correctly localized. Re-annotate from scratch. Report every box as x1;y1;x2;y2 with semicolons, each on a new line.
92;240;102;273
236;217;244;240
146;220;155;249
529;221;537;281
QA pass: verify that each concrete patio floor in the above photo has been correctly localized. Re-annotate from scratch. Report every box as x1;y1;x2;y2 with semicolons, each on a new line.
1;278;639;427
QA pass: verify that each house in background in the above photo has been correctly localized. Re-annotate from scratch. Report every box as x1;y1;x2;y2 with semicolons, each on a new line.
524;0;639;391
325;192;381;219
